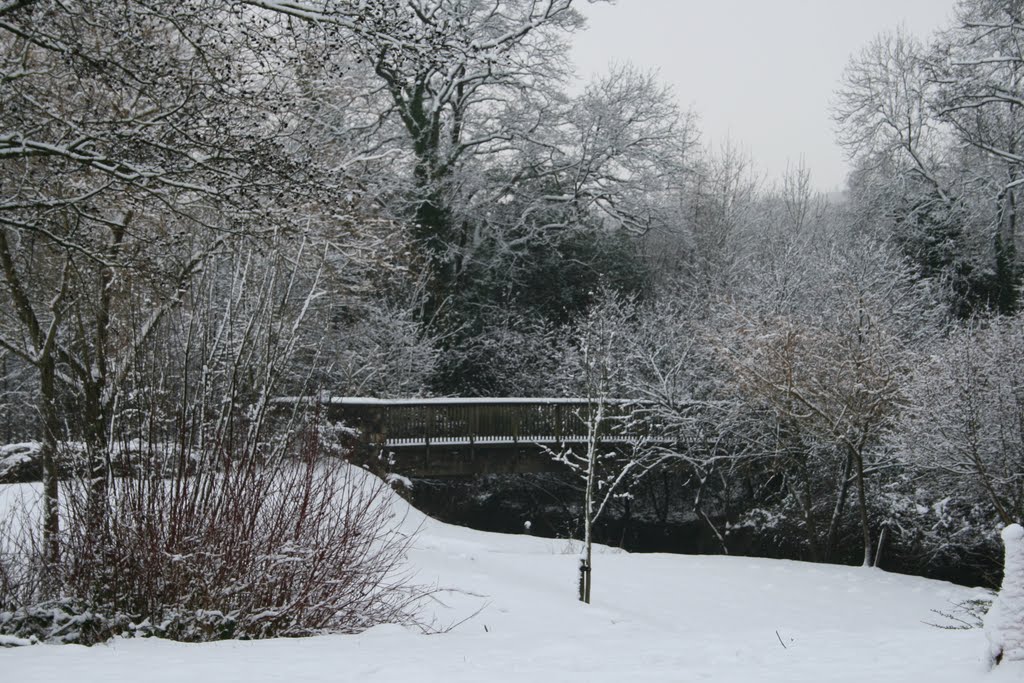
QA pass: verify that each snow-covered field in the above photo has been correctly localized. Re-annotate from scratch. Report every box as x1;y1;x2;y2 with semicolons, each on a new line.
2;478;1019;682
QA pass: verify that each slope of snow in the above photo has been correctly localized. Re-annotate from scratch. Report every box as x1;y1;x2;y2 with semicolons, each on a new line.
1;476;1018;682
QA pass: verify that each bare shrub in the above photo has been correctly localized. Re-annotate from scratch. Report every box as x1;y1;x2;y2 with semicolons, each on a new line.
1;421;422;644
1;245;426;644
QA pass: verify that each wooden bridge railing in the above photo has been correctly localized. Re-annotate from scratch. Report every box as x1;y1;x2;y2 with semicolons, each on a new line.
279;396;727;476
322;397;638;448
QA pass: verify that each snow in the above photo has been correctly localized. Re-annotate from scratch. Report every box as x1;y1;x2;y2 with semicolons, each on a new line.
0;442;39;479
384;472;413;490
2;475;1018;682
985;523;1024;666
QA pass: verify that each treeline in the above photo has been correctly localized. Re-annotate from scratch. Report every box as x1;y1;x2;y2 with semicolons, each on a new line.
0;0;1021;593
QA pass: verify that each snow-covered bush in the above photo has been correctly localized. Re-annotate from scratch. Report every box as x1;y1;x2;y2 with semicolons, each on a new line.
0;443;41;484
324;301;440;398
0;425;422;645
869;485;1001;580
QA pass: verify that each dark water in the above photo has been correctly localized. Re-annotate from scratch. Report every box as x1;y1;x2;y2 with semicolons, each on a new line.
405;473;999;589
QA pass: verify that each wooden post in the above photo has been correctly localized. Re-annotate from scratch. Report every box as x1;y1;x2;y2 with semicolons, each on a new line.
425;405;433;456
555;403;562;446
512;403;519;445
371;406;386;452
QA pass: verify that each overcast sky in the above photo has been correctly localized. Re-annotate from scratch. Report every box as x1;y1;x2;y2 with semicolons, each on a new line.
570;0;958;192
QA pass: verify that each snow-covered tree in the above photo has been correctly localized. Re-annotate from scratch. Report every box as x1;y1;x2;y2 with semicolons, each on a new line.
552;291;636;603
722;216;930;566
836;2;1024;317
896;315;1024;527
0;0;368;556
926;0;1024;314
247;0;588;323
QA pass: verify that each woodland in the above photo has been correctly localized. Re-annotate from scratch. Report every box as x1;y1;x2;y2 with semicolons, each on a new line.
1;0;1024;642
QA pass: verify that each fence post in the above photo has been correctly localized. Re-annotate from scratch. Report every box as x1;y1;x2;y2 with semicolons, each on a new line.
555;403;562;446
511;403;519;445
425;405;433;456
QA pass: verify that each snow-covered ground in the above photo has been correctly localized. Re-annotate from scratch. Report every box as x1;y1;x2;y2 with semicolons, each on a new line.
2;478;1018;682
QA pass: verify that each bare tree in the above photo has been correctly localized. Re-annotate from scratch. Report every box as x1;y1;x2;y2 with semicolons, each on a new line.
927;0;1024;313
723;219;929;566
0;0;358;557
544;291;639;603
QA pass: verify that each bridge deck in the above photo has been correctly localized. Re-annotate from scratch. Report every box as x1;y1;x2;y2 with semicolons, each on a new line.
313;397;698;477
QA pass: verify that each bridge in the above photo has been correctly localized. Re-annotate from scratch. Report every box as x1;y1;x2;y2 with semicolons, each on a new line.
318;397;702;477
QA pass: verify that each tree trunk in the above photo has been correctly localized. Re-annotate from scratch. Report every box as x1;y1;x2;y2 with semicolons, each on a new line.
995;165;1020;315
80;213;125;539
824;453;853;563
39;353;60;566
580;400;603;604
796;460;820;562
851;448;873;567
582;446;595;604
82;379;109;538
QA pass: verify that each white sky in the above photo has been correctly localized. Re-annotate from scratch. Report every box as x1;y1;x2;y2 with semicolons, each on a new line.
570;0;957;192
